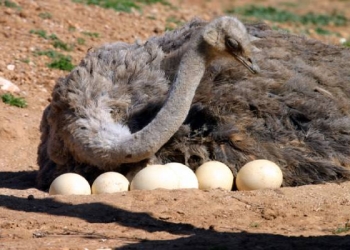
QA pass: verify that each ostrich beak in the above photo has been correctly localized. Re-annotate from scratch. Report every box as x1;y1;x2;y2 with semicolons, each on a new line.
235;55;260;74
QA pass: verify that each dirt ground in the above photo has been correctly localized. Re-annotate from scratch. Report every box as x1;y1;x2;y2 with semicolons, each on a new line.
1;0;350;249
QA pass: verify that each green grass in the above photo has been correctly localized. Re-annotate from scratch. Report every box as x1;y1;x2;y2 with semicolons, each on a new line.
68;26;76;32
72;0;170;13
226;5;348;26
0;0;21;9
1;93;27;108
81;31;100;38
30;31;73;51
33;49;60;58
314;27;340;36
301;12;347;26
47;34;74;51
343;40;350;48
33;49;74;71
38;12;52;19
227;6;297;23
77;37;86;45
29;29;48;39
48;56;74;71
48;33;58;40
315;27;332;35
333;223;350;234
52;39;74;51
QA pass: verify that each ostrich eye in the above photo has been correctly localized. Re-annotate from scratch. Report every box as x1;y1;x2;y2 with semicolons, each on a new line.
225;37;239;50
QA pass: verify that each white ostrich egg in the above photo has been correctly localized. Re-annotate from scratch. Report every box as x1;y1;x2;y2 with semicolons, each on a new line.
91;172;129;194
49;173;91;195
165;162;199;189
130;164;179;190
236;159;283;191
195;161;234;190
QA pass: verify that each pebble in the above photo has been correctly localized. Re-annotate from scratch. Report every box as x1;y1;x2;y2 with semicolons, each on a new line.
7;64;15;71
340;38;347;44
0;76;20;93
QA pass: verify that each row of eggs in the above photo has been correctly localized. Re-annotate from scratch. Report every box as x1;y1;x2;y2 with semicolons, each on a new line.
49;159;283;195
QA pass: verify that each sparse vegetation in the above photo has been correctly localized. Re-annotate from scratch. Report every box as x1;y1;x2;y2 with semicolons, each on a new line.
30;31;73;51
68;25;76;32
333;223;350;234
48;34;58;40
38;12;52;19
227;6;296;23
301;12;347;26
343;40;350;47
1;93;28;108
29;29;48;39
315;27;340;36
72;0;170;13
33;49;60;58
52;38;74;51
0;0;21;9
81;31;100;38
77;37;86;45
33;49;74;71
226;5;348;26
48;56;74;71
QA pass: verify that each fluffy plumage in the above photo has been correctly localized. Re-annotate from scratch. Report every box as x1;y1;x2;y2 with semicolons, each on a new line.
37;17;350;190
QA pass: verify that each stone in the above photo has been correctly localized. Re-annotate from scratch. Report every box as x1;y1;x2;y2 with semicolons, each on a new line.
0;77;20;93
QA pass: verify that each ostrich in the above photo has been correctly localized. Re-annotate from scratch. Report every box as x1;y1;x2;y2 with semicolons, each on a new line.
37;16;350;190
37;16;258;189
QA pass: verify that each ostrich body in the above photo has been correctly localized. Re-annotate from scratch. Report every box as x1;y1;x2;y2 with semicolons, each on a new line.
37;16;258;189
37;16;350;190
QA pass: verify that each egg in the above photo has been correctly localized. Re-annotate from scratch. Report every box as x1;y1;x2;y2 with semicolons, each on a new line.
236;159;283;191
91;172;129;194
49;173;91;195
130;164;179;190
195;161;234;190
165;162;199;189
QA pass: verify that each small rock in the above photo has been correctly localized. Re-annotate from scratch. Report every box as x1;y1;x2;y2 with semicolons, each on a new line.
7;64;15;71
19;11;28;18
0;77;20;93
153;26;163;34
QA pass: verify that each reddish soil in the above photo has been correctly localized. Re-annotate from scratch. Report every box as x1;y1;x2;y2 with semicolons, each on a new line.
1;0;350;249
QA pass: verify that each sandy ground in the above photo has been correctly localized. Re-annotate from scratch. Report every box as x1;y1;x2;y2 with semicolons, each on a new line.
1;0;350;249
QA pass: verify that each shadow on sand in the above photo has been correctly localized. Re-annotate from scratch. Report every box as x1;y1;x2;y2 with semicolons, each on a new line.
1;171;350;249
0;170;37;189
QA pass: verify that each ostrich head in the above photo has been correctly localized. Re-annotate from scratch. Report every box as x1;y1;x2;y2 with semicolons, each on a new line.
201;16;260;74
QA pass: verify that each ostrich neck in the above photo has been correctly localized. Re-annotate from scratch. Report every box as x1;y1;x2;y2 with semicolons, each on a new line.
112;40;207;164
